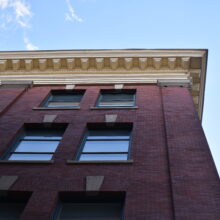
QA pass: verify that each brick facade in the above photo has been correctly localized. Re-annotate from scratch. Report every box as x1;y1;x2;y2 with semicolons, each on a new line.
0;85;219;220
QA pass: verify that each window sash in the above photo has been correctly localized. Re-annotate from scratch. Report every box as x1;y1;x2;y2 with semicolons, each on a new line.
15;140;59;153
101;94;134;102
7;128;64;161
78;129;131;161
43;92;84;108
80;153;128;161
83;140;129;153
51;94;82;102
98;93;135;107
47;101;80;107
9;153;53;160
58;202;122;219
99;101;134;107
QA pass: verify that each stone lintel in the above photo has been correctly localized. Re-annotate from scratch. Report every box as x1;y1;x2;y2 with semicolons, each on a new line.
86;176;104;191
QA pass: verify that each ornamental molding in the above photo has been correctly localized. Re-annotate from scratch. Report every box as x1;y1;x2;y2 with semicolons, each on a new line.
0;56;197;72
0;49;208;120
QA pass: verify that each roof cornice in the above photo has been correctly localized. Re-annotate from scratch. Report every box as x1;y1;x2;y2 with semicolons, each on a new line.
0;49;208;120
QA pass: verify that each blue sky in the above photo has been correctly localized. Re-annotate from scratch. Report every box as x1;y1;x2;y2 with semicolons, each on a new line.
0;0;220;175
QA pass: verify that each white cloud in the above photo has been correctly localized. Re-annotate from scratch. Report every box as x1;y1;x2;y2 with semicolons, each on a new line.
0;0;10;9
24;36;38;50
0;0;36;50
65;0;83;22
0;0;32;28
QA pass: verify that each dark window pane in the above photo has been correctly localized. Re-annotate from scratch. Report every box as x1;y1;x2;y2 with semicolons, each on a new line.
58;203;122;220
98;92;135;107
51;94;82;102
0;203;26;220
25;129;64;137
89;130;130;137
101;94;133;102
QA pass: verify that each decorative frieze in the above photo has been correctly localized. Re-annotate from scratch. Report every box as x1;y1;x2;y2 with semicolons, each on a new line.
12;59;20;71
168;57;176;69
139;58;148;70
153;58;162;70
181;57;190;69
81;58;89;70
67;58;75;69
0;49;208;120
0;60;7;71
0;56;204;73
39;59;47;71
25;59;33;71
124;58;133;70
52;58;61;70
95;58;104;70
110;58;119;70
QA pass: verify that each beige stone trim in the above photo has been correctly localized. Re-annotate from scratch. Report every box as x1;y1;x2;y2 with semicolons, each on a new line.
0;49;206;58
86;176;104;191
43;115;57;123
0;176;18;191
114;84;124;89
65;84;75;90
105;114;118;123
0;49;208;120
157;79;191;88
1;80;33;88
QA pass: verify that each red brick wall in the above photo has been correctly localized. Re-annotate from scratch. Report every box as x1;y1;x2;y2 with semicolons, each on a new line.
0;88;24;116
161;87;220;220
0;85;219;220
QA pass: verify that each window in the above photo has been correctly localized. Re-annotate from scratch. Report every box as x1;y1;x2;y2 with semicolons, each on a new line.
97;89;136;107
42;90;85;108
0;203;26;219
54;192;124;220
5;125;66;161
0;192;30;220
78;125;132;161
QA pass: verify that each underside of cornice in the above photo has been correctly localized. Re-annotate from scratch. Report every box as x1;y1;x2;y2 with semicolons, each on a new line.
0;49;208;120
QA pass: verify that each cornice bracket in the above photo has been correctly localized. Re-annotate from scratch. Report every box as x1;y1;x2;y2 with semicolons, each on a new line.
12;59;20;71
157;79;192;90
0;80;33;89
0;60;7;71
110;58;119;70
153;58;162;70
25;59;33;71
124;58;133;70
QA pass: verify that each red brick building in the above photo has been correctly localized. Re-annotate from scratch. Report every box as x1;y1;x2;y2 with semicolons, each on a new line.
0;49;219;220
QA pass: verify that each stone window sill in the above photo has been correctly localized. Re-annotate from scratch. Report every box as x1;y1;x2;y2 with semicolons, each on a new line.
66;160;133;164
0;160;54;164
33;107;80;110
90;106;138;110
